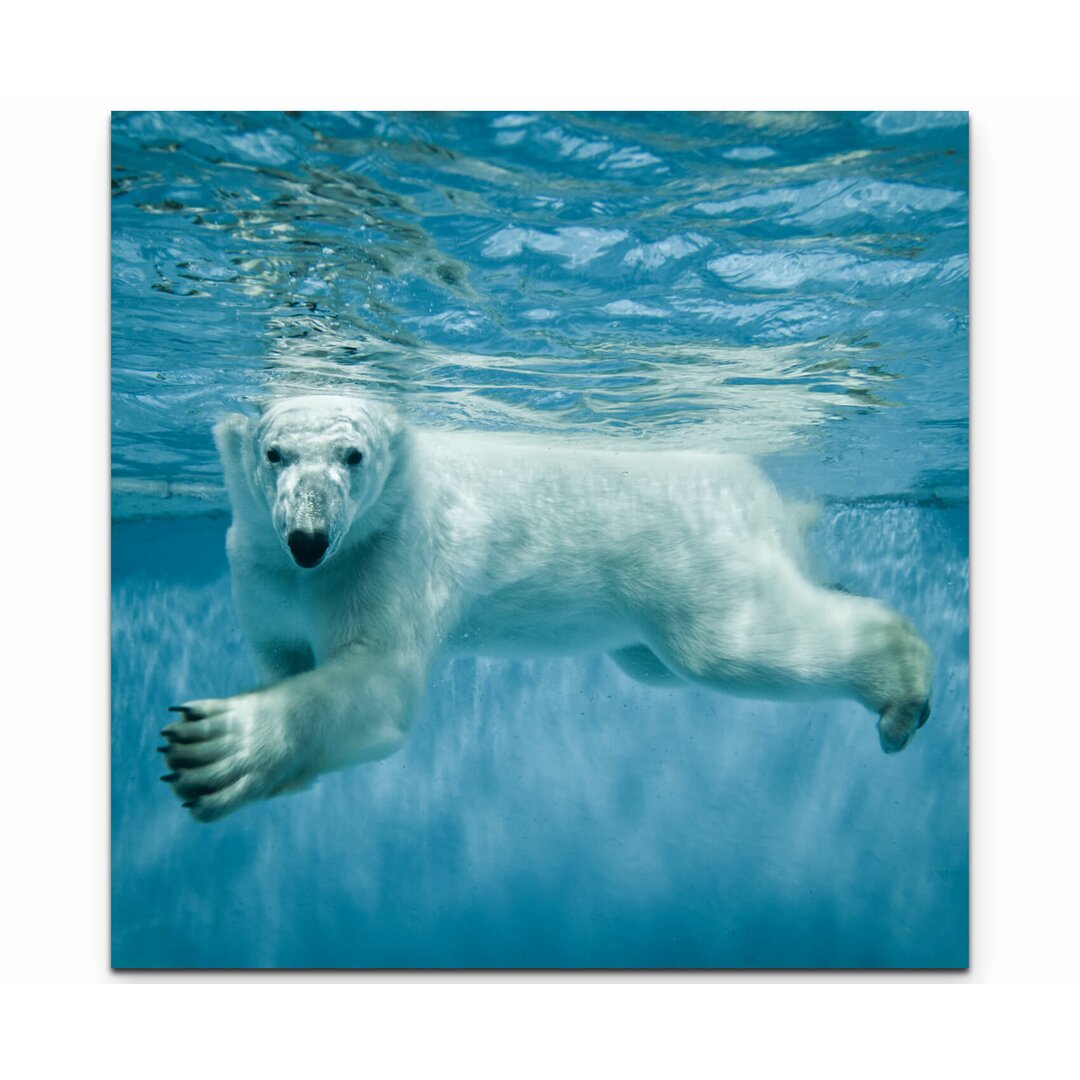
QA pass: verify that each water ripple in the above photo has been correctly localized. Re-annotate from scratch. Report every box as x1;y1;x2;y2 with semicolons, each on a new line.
112;111;968;513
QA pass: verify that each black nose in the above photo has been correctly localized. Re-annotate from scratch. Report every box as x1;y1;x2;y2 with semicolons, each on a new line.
287;530;329;568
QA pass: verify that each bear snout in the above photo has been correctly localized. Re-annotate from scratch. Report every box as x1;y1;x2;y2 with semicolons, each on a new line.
287;530;330;569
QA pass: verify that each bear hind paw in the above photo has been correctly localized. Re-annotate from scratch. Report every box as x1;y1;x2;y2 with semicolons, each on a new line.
877;696;931;754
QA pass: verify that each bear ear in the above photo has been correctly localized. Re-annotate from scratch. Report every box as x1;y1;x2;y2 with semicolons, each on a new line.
367;399;406;441
214;412;251;461
382;404;407;443
213;413;255;492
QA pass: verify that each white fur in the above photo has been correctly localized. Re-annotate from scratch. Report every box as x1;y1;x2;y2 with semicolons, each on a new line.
161;394;932;821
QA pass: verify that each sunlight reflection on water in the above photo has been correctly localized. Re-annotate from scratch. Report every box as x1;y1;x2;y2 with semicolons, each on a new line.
112;111;967;514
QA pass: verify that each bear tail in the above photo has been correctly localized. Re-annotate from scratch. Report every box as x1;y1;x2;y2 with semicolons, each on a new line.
791;500;822;535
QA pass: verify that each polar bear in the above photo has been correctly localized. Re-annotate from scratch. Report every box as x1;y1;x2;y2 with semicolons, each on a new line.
160;394;932;821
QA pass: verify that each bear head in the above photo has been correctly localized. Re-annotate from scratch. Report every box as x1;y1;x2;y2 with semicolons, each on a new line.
215;394;406;569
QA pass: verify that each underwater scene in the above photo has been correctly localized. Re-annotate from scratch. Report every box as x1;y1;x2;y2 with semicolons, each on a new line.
111;111;968;969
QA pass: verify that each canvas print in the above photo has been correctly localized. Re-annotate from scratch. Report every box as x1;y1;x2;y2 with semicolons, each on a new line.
111;111;969;969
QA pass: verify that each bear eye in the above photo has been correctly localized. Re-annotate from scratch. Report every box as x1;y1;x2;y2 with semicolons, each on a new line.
346;448;363;467
266;447;282;464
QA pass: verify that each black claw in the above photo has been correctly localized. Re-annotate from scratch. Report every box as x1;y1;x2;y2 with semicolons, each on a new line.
156;746;169;754
182;800;197;808
169;705;206;720
160;773;179;783
160;729;178;742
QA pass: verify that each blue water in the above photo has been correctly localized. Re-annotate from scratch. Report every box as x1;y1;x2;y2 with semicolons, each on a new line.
111;111;968;968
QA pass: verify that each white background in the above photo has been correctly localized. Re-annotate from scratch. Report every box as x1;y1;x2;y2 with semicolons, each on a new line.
1;0;1078;1073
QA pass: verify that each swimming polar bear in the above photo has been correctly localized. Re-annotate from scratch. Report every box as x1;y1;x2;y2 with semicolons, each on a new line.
160;394;932;821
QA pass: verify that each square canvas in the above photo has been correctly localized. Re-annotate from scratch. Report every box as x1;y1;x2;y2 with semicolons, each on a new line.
111;111;968;969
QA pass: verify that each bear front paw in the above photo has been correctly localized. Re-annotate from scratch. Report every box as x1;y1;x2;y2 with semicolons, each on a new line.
158;693;302;822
